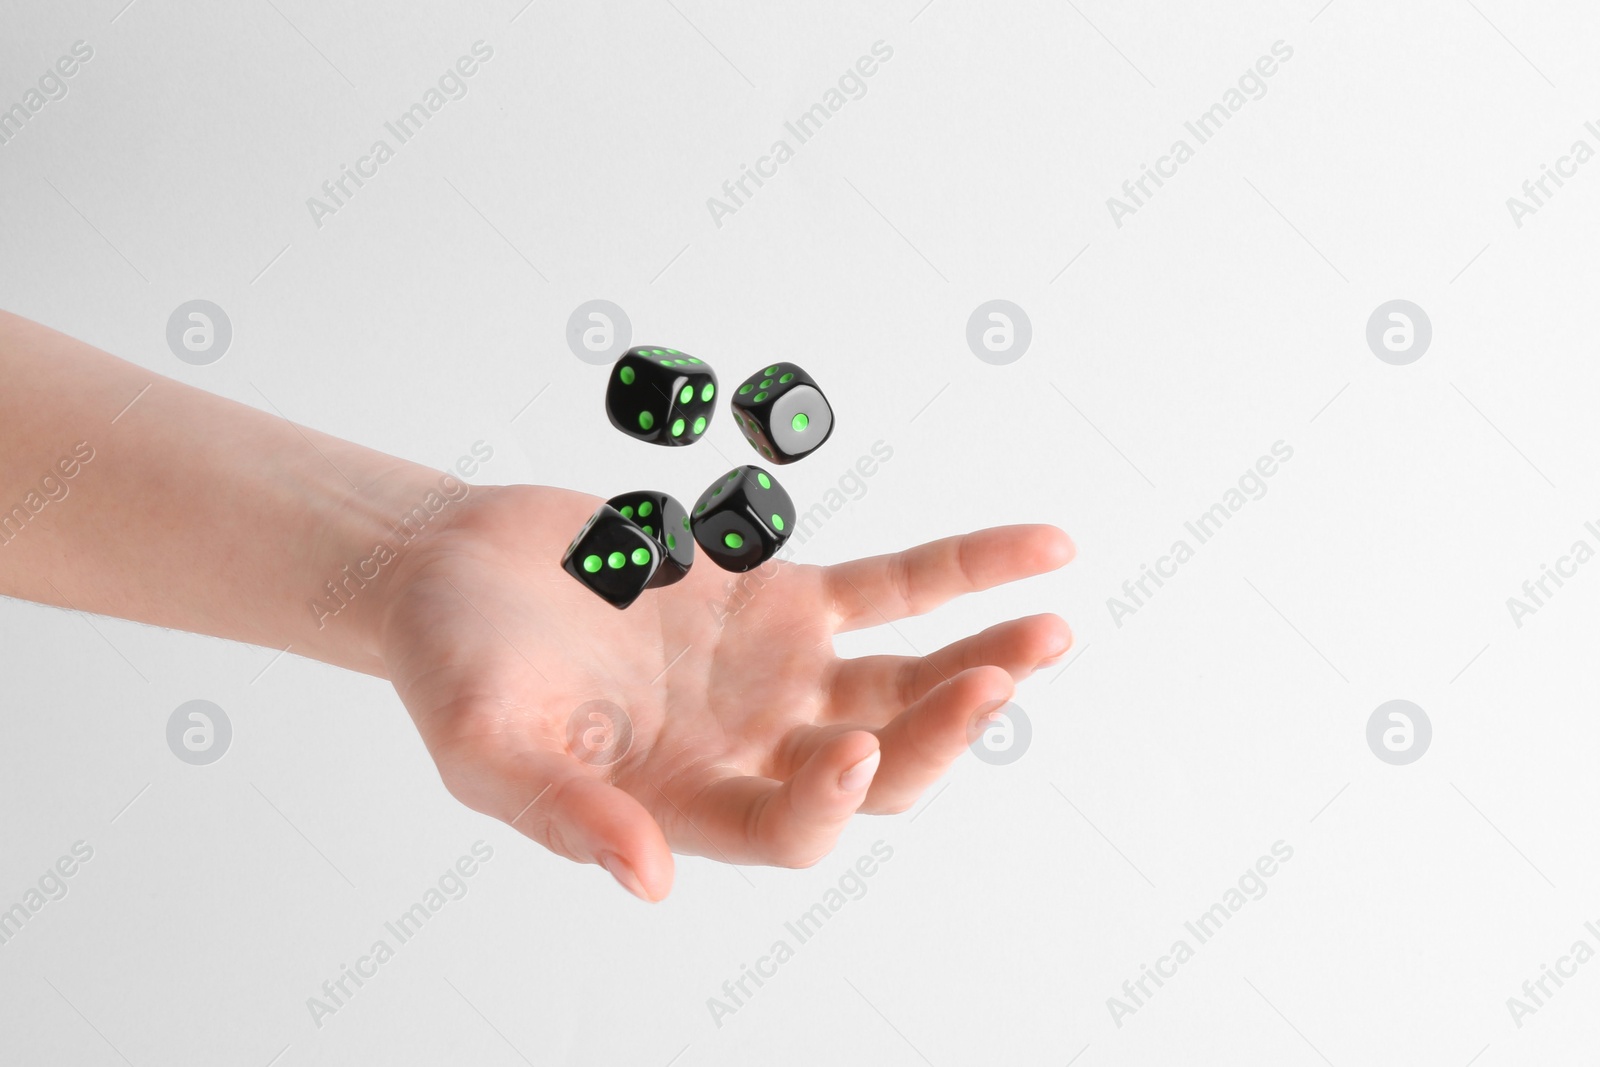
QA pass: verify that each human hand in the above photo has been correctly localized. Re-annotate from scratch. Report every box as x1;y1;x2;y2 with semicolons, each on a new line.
378;483;1074;901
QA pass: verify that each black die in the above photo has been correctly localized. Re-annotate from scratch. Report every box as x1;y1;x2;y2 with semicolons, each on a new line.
606;490;694;588
730;362;834;464
690;466;795;572
606;347;718;446
561;505;661;608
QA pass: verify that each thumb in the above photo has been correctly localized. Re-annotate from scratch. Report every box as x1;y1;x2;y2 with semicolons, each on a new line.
444;744;674;902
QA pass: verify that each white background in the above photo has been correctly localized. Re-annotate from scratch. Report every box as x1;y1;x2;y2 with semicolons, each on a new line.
3;0;1599;1063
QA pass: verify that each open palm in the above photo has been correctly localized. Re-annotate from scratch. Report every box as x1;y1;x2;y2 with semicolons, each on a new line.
378;484;1073;900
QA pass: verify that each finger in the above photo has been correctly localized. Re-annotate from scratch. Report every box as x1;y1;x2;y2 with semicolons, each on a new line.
862;665;1014;815
663;731;880;868
824;613;1070;725
825;525;1074;632
437;742;674;902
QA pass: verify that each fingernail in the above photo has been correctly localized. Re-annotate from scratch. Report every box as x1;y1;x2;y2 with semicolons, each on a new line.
839;750;881;793
973;701;1009;728
1037;641;1074;670
600;852;649;901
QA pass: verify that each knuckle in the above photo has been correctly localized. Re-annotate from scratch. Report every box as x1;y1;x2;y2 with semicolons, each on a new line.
541;818;580;863
524;775;581;860
954;537;980;590
889;553;918;614
437;764;480;810
897;659;923;707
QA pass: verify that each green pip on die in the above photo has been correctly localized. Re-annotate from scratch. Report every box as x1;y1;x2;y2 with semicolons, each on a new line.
690;465;795;572
731;362;833;464
606;490;694;588
606;347;718;447
561;505;662;608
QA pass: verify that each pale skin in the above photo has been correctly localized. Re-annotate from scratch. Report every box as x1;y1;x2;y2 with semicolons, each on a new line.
0;311;1074;900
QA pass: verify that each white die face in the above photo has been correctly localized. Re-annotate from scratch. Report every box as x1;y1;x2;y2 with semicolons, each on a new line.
769;385;831;456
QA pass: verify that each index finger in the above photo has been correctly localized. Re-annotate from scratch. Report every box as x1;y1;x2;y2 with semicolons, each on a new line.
824;524;1074;632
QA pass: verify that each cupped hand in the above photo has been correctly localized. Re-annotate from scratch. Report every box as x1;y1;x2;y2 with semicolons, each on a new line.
378;484;1074;900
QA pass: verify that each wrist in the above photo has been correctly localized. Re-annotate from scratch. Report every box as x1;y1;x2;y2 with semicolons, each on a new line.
296;455;481;676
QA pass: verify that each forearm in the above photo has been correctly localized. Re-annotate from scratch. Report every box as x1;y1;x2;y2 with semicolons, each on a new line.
0;310;448;676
